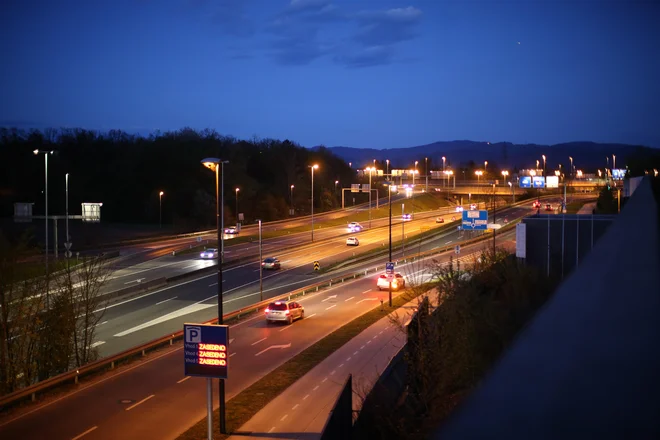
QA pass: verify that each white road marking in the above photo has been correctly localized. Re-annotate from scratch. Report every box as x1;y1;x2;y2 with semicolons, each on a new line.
361;345;365;350
330;370;335;375
361;289;371;294
356;298;378;305
229;338;235;344
353;351;358;356
292;404;299;410
279;325;292;332
321;295;337;302
303;394;310;400
177;376;191;384
113;303;215;337
346;357;351;362
322;377;327;383
251;337;267;346
367;340;371;345
304;313;316;319
125;394;155;411
268;427;275;433
71;426;98;440
345;296;355;302
313;386;319;391
338;363;344;368
155;296;177;305
96;321;108;327
445;240;452;244
255;343;291;357
90;341;105;348
281;414;288;422
229;353;236;358
325;305;336;310
124;278;146;285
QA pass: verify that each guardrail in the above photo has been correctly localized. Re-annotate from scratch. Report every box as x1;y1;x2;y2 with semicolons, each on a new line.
0;195;583;410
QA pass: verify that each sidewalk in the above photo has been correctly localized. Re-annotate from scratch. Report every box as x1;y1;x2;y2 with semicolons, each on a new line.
227;297;425;440
577;202;597;214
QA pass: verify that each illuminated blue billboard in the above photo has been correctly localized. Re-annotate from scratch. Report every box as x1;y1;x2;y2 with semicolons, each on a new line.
519;176;531;188
532;176;546;188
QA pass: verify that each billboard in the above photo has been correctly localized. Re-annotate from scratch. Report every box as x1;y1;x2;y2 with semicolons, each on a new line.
532;177;545;188
81;203;103;223
461;210;488;231
519;176;531;188
612;169;626;180
184;323;229;379
545;176;559;188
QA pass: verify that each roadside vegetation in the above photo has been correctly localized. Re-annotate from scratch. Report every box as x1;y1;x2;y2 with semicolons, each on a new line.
0;232;111;396
353;249;555;439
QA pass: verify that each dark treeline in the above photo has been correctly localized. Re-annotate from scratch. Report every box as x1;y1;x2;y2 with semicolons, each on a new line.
0;127;355;229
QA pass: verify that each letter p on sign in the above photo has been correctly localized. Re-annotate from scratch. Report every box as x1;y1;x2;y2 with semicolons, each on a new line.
186;326;202;343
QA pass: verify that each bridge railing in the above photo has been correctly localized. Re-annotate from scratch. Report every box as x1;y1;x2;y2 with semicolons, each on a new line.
435;176;660;439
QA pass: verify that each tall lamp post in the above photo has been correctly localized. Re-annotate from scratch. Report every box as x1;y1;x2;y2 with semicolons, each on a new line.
442;156;446;187
613;154;616;171
257;219;263;301
335;180;339;195
542;155;546;176
235;187;240;223
290;184;294;214
484;160;488;178
425;157;428;192
34;149;54;305
159;191;164;229
200;157;229;435
309;164;319;241
384;181;394;306
475;170;483;183
569;156;573;178
386;159;389;176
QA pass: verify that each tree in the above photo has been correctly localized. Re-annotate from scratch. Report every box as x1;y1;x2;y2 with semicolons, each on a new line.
596;186;618;214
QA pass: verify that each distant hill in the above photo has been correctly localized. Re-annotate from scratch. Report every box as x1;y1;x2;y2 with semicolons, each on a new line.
320;140;653;171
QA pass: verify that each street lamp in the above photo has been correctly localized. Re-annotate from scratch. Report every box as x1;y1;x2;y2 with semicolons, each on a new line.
290;184;294;214
200;157;229;434
569;156;573;177
536;159;540;171
309;164;319;241
366;166;374;228
159;191;164;229
508;181;514;204
613;154;616;170
475;170;483;182
235;188;240;223
542;155;546;176
425;157;428;192
335;180;339;194
34;149;54;306
257;219;263;302
383;181;394;307
484;160;488;176
386;159;389;176
442;156;446;187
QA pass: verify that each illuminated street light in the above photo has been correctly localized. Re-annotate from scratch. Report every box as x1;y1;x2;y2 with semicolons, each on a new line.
366;166;375;228
159;191;164;229
200;156;229;434
475;170;483;183
442;156;446;187
290;184;294;214
235;188;240;223
33;149;55;306
386;159;390;176
309;164;319;241
555;170;561;177
542;154;546;176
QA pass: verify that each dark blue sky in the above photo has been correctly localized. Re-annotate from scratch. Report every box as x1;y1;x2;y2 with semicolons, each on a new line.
1;0;659;148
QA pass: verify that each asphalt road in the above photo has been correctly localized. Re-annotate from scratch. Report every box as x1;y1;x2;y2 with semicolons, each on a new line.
0;231;516;440
91;201;539;358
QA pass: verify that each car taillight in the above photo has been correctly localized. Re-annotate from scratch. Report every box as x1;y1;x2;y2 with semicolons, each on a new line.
265;308;270;313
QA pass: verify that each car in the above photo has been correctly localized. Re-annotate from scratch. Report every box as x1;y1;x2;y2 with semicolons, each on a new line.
436;217;445;223
346;237;359;246
265;300;304;325
402;213;412;221
455;206;464;212
470;203;477;210
377;273;406;291
545;203;553;211
347;222;363;232
532;200;541;209
224;226;238;234
262;257;281;270
200;248;218;259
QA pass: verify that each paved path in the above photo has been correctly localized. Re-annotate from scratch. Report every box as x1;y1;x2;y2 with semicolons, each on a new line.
577;202;597;214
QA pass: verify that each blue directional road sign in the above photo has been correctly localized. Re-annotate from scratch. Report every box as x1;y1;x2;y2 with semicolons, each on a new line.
519;176;531;188
184;323;229;379
532;176;546;188
386;262;394;274
461;210;488;231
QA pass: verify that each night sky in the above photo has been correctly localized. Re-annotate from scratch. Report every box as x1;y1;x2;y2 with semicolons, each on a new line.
1;0;659;148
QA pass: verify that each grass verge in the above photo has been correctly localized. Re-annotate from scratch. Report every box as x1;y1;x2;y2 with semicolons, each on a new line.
177;289;418;440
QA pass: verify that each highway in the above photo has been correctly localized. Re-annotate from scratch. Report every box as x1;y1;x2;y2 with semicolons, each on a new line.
91;201;537;358
0;229;517;440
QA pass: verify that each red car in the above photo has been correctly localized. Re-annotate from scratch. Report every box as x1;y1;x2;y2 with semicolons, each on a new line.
532;200;541;209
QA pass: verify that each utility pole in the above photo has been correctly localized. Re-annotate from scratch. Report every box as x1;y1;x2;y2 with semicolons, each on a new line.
258;219;263;301
401;203;405;258
492;183;496;254
388;183;392;307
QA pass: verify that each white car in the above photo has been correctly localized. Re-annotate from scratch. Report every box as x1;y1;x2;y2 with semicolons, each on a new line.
224;226;238;234
200;248;218;259
347;222;363;232
455;206;464;212
346;237;359;246
402;213;412;221
265;300;304;325
377;273;406;291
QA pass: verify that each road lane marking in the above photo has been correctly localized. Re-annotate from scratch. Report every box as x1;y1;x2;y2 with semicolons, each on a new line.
313;386;319;391
330;370;335;375
361;289;371;294
353;351;358;356
338;363;344;368
367;340;371;345
96;321;108;327
292;404;299;410
155;296;177;305
303;394;310;400
279;325;292;332
321;295;337;302
356;298;378;305
125;394;155;411
71;426;98;440
229;353;236;357
361;345;365;349
445;240;452;244
281;414;288;422
346;357;351;362
322;377;328;383
268;427;275;433
113;303;216;337
177;376;191;384
251;337;267;346
255;343;291;357
345;296;355;302
229;338;235;344
124;278;146;285
90;341;105;348
304;313;316;320
325;305;336;310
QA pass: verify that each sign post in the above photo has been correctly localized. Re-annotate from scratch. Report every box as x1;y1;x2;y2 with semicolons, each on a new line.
184;323;230;440
461;210;488;231
313;261;320;271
